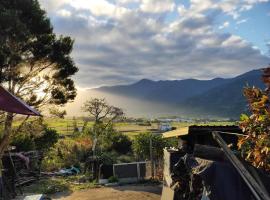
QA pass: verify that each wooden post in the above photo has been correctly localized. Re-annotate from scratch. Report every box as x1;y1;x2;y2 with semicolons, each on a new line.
137;162;140;180
150;135;154;178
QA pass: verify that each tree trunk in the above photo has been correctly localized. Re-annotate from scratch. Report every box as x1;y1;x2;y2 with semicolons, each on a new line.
0;113;14;159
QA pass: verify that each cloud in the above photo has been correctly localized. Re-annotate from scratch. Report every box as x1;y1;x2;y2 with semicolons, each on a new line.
219;21;230;29
68;0;130;18
57;9;72;17
236;18;248;24
140;0;175;13
116;0;140;4
39;0;70;14
39;0;270;88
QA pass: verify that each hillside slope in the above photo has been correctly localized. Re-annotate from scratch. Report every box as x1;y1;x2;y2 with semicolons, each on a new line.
97;78;231;104
182;69;264;118
66;69;264;118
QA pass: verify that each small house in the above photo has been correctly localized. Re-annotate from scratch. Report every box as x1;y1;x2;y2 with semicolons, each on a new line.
159;122;172;132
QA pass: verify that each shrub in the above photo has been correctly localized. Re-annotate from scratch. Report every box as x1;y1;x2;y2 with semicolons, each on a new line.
238;67;270;171
116;153;135;163
42;136;92;171
34;128;59;152
132;132;167;160
11;133;35;152
98;151;118;165
108;176;118;183
11;120;59;152
103;132;132;154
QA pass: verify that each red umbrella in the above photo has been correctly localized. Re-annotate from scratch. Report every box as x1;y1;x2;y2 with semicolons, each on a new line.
0;86;41;116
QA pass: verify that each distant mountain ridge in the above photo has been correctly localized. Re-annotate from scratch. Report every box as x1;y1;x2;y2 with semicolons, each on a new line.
93;69;264;118
98;77;231;104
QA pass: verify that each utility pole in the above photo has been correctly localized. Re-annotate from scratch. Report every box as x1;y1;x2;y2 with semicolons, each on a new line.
150;135;154;178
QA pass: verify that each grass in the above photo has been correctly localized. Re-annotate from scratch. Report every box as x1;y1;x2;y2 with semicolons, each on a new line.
44;119;237;138
13;117;237;137
23;175;97;195
44;118;94;135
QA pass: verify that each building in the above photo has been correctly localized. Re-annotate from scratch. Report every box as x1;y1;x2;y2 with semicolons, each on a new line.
159;122;172;132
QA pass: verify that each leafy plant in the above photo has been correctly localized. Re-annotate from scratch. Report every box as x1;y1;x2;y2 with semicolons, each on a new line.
132;132;167;160
238;67;270;171
82;98;124;154
11;119;59;152
102;131;132;154
108;176;118;183
42;136;92;171
35;128;59;152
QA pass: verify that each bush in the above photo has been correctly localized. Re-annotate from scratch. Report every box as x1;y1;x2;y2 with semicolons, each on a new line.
132;132;167;160
116;153;135;163
108;176;118;183
11;120;59;152
109;133;132;154
34;128;59;152
11;133;35;152
98;151;118;165
42;136;92;171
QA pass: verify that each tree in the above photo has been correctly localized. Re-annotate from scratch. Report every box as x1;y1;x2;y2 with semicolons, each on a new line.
49;107;67;119
82;98;124;154
238;67;270;171
0;0;78;158
11;119;59;152
102;131;132;154
132;132;167;160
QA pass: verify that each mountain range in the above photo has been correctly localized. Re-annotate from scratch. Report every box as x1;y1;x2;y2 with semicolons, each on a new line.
93;69;264;118
65;69;265;119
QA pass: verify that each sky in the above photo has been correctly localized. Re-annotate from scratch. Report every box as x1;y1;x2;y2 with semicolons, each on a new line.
39;0;270;88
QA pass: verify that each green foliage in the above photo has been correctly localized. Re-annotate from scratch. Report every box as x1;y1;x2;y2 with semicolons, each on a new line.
0;0;78;160
11;134;35;152
110;133;132;154
108;176;118;183
11;119;59;152
132;132;167;160
102;131;132;154
0;0;78;105
116;153;135;163
42;137;92;171
82;98;124;154
23;176;96;195
49;108;67;119
239;67;270;171
165;137;178;148
35;128;59;151
24;178;69;195
98;151;119;165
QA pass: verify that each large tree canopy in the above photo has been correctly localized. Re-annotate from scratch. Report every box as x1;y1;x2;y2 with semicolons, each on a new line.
0;0;78;107
0;0;78;157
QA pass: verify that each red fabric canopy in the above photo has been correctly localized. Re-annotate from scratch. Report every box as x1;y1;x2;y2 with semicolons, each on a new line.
0;86;41;116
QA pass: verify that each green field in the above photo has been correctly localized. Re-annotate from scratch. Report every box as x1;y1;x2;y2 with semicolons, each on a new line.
12;117;237;137
40;118;237;137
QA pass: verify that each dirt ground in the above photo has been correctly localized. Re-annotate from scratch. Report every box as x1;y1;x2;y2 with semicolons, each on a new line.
52;185;162;200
